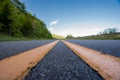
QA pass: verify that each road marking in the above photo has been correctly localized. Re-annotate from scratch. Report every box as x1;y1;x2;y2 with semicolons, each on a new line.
0;40;59;80
62;40;120;80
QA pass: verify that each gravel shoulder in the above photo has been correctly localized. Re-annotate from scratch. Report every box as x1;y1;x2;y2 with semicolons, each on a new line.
0;40;54;60
24;41;103;80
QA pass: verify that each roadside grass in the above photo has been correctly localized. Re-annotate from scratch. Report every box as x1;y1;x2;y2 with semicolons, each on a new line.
75;34;120;40
0;33;49;41
52;34;65;39
0;33;29;41
1;32;120;41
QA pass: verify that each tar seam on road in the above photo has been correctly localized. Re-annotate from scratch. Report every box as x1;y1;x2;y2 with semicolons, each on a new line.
62;40;120;80
0;40;59;80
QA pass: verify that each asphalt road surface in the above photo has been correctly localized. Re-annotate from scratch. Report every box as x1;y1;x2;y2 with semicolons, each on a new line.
24;41;103;80
0;40;119;80
67;40;120;57
0;40;54;60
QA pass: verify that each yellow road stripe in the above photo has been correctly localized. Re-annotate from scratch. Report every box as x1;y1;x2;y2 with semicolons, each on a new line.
62;40;120;80
0;40;59;80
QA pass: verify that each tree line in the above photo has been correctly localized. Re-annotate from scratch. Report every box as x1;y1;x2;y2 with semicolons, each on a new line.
0;0;52;39
98;28;119;35
66;28;119;39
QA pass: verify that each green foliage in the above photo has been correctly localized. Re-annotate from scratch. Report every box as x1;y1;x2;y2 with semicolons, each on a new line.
0;23;4;30
100;28;118;35
76;33;120;40
12;0;26;13
0;0;12;34
76;28;120;40
66;35;74;39
0;0;52;39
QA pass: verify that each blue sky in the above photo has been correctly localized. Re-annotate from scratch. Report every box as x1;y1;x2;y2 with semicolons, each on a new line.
21;0;120;37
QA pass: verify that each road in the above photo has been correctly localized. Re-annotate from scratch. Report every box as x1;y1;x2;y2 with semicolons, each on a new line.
63;40;120;80
0;41;58;80
67;40;120;57
0;40;120;80
24;41;103;80
0;40;54;60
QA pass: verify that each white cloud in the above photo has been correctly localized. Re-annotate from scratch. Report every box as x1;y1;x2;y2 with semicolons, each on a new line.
49;19;60;26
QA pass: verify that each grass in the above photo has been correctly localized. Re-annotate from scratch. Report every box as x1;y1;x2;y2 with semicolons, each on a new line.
75;33;120;40
52;34;65;39
0;33;49;41
1;32;119;41
0;33;30;41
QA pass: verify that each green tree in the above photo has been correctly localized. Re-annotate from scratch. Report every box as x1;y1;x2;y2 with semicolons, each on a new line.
103;28;118;34
9;7;26;37
12;0;26;13
0;0;53;39
66;35;74;39
0;0;12;34
0;23;3;31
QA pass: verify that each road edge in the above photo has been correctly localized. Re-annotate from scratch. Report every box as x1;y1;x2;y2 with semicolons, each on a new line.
0;40;59;80
62;40;120;80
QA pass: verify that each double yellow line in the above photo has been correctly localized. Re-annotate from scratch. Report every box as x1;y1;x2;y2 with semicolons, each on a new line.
0;40;59;80
62;40;120;80
0;40;120;80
